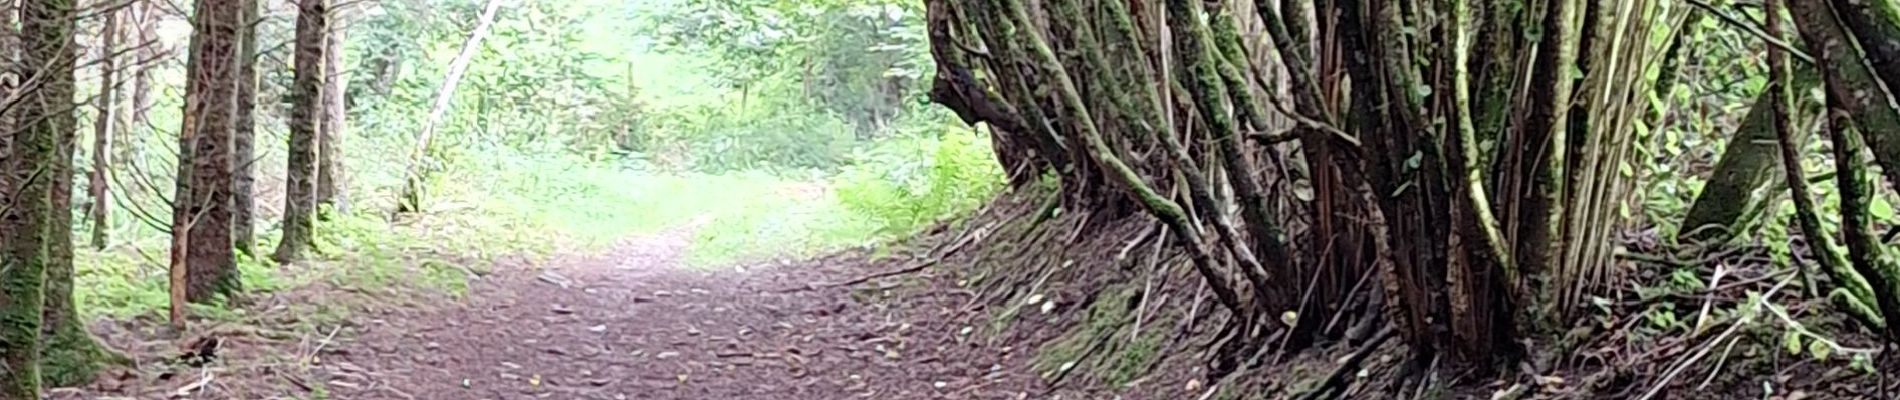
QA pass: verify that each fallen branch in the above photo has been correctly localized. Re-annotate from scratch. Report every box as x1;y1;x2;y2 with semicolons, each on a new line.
301;325;343;366
172;369;217;398
819;259;944;290
1637;274;1795;400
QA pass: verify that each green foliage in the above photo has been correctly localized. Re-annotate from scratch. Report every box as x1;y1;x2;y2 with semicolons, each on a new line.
649;0;931;130
60;0;1000;345
835;123;1005;235
1030;285;1162;387
625;89;861;172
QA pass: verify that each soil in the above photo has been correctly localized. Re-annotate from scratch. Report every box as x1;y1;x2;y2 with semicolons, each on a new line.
54;226;1051;399
53;198;1897;400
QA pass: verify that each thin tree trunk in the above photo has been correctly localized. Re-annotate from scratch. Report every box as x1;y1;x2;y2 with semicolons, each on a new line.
175;0;242;303
88;0;120;250
167;0;197;329
317;19;347;215
1768;0;1882;330
1791;0;1900;339
274;0;326;263
396;0;503;213
1499;0;1584;308
129;0;156;136
232;0;258;257
1791;0;1900;337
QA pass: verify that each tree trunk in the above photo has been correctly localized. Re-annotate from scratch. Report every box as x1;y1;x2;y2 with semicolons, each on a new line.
38;0;117;387
317;18;347;216
274;0;326;263
1790;0;1900;339
1770;0;1885;331
1679;69;1819;244
174;0;242;304
397;0;504;214
1;0;47;394
232;0;258;257
87;2;119;250
129;0;157;137
928;0;1656;370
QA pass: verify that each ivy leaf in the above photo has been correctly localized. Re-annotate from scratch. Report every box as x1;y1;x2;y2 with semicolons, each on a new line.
1872;197;1895;221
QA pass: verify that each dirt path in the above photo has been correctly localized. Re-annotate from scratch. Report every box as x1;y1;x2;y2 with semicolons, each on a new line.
326;226;1039;399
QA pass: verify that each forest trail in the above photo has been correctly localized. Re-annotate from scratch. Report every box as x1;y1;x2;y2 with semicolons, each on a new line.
324;222;1041;400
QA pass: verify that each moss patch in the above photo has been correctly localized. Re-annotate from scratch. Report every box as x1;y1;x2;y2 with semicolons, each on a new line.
39;324;129;387
1033;284;1162;386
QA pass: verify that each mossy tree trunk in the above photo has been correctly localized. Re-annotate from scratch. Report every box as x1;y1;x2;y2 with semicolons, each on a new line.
275;0;326;263
1679;69;1819;244
1;0;47;394
1788;0;1900;339
35;0;120;387
928;0;1660;368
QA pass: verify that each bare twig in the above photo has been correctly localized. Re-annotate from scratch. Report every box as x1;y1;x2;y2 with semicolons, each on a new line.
1638;274;1795;400
1294;326;1397;400
813;221;986;289
172;369;217;397
301;325;343;366
1684;0;1815;64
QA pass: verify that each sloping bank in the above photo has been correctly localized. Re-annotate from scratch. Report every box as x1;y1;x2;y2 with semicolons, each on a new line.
873;0;1900;398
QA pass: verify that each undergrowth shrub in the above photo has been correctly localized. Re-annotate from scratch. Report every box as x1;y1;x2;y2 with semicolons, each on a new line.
835;121;1004;236
633;101;860;173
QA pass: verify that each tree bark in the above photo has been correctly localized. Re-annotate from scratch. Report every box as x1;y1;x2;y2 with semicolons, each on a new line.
397;0;504;213
1679;69;1819;244
129;0;157;136
1496;0;1584;309
317;18;347;215
926;0;1655;368
1;0;48;394
1770;0;1884;331
232;0;258;257
38;0;116;386
1790;0;1900;339
174;0;242;303
275;0;326;263
87;1;120;250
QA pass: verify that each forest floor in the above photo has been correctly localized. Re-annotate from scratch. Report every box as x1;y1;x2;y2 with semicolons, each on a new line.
53;223;1053;399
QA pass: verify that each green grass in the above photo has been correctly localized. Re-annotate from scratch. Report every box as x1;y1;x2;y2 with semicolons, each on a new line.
71;121;1003;325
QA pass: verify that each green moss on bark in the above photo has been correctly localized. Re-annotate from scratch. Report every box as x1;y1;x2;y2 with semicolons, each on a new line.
39;323;127;387
0;257;46;398
1679;68;1819;244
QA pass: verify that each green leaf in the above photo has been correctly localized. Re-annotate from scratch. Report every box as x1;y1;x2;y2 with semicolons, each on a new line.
1872;197;1895;221
1853;353;1876;373
1808;339;1832;361
1783;331;1803;356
